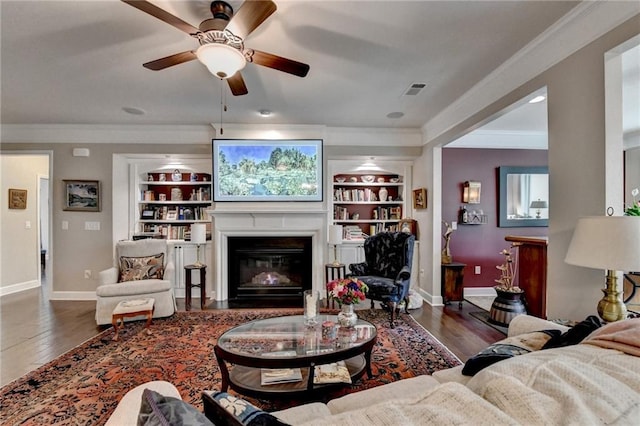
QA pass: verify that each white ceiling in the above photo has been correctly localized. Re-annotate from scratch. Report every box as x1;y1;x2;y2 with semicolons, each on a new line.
1;0;637;140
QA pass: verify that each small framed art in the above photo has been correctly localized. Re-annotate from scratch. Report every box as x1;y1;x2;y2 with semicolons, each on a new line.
63;180;101;212
413;188;427;209
8;189;27;209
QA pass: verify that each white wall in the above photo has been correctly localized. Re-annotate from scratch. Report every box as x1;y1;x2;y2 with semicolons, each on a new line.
0;154;49;294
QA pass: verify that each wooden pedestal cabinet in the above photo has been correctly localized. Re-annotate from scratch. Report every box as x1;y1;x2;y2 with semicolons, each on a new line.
442;262;466;308
505;236;547;319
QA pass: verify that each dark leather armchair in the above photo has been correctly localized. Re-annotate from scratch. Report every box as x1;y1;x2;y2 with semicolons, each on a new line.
348;232;415;328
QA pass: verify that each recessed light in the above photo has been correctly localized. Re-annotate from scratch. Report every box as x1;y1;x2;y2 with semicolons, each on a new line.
387;112;404;119
122;106;146;115
528;95;546;104
259;109;271;117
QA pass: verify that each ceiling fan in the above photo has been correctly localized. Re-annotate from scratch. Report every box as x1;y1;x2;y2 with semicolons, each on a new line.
122;0;310;96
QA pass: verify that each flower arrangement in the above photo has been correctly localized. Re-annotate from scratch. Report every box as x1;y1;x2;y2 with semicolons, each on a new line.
326;278;368;305
625;188;640;216
495;243;522;293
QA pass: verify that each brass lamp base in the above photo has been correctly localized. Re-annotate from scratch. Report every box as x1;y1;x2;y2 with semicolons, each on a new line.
597;270;627;323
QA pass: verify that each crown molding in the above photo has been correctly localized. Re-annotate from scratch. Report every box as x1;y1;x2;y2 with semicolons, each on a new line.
1;124;215;144
423;1;640;145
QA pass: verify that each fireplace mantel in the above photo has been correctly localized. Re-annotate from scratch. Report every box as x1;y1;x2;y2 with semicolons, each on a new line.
209;210;327;301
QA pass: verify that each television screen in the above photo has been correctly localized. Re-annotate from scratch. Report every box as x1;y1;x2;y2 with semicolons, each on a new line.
212;139;323;202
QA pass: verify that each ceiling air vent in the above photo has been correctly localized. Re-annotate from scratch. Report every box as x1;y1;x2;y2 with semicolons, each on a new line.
403;82;427;96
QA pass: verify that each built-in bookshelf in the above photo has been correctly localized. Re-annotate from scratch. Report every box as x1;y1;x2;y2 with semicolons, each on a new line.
135;172;212;240
331;174;405;240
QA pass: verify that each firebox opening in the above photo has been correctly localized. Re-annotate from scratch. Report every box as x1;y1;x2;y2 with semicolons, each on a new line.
228;236;312;308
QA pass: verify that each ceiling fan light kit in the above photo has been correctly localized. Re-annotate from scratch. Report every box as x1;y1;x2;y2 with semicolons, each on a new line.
196;42;246;79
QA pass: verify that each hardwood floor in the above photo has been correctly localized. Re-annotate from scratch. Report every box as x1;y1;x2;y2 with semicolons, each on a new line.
1;282;504;388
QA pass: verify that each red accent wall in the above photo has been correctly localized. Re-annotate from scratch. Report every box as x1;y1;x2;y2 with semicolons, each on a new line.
442;148;548;288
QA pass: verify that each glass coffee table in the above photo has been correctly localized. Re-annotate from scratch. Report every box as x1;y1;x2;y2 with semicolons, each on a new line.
214;315;377;399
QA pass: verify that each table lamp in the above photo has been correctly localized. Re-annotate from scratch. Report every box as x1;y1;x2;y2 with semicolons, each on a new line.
328;224;343;266
565;216;640;322
190;223;207;267
529;199;548;218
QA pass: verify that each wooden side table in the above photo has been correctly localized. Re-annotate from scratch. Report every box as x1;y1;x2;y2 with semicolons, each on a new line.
441;262;466;308
325;263;346;308
185;264;207;311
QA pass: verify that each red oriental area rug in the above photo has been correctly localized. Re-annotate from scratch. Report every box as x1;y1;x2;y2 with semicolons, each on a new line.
0;308;461;425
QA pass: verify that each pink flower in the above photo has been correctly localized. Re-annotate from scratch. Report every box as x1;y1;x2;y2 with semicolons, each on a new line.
326;278;369;305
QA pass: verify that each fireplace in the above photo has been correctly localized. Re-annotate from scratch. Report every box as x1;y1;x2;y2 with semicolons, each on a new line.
227;236;313;307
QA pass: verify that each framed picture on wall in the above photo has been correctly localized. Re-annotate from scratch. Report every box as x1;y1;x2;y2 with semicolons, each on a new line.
63;180;101;212
8;188;27;209
413;188;427;209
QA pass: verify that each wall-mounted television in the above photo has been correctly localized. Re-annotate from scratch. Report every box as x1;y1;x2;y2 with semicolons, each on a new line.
212;139;323;202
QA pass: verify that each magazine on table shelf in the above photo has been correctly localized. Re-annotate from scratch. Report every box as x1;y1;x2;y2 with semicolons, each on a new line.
260;368;303;385
313;361;352;384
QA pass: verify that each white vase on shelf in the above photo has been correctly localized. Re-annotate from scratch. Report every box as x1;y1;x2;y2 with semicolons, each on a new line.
379;187;388;202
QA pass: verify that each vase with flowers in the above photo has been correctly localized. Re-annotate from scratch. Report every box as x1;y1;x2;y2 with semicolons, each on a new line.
327;277;368;327
489;243;526;326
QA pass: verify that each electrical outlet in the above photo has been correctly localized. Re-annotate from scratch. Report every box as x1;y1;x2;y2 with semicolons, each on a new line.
62;220;69;230
474;266;481;274
451;221;457;230
84;270;92;279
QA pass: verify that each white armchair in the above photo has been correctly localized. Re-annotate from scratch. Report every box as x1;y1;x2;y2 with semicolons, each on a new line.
95;239;176;325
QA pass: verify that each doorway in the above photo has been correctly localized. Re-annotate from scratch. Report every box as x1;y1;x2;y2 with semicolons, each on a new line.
0;153;52;298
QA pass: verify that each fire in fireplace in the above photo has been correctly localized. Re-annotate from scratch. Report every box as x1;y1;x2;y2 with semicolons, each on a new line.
227;236;313;307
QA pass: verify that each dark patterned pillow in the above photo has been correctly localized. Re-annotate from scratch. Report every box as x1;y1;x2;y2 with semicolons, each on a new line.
202;391;290;426
138;388;213;426
119;253;164;282
541;315;602;349
462;329;561;376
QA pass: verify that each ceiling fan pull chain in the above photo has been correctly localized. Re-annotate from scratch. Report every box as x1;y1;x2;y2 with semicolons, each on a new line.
219;79;224;135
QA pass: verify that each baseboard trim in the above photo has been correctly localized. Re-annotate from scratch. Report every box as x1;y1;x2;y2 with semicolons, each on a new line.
49;291;96;301
464;287;496;297
0;280;40;297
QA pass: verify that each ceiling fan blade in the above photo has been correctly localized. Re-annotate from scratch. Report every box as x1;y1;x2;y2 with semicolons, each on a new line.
227;72;249;96
143;51;197;71
247;49;309;77
225;0;277;39
121;0;199;35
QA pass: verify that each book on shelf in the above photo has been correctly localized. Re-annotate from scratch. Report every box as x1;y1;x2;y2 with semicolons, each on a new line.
260;368;303;385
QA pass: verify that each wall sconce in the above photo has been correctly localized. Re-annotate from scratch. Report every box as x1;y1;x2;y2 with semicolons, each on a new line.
463;181;481;204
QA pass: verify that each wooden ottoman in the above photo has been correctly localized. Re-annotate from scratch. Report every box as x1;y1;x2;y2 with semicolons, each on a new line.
112;298;155;341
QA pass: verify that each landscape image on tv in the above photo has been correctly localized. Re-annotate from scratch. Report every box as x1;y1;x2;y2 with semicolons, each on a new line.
213;139;323;201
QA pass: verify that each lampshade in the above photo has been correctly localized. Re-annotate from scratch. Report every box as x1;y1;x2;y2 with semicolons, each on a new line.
190;223;207;245
529;199;548;209
196;43;246;79
328;225;343;245
565;216;640;272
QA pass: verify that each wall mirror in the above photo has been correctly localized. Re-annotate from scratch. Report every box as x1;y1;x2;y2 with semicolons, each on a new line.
498;166;549;227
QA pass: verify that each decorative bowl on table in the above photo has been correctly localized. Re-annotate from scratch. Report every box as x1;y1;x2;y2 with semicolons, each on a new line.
390;178;400;183
361;175;375;183
349;177;358;182
336;177;346;183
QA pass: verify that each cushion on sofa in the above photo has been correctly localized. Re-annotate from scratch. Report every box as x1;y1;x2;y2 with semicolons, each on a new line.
462;329;561;376
202;391;290;426
541;315;601;349
138;388;213;426
119;253;164;282
326;374;440;414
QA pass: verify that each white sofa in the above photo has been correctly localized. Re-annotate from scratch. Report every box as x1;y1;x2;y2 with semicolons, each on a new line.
108;315;640;425
96;239;176;325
